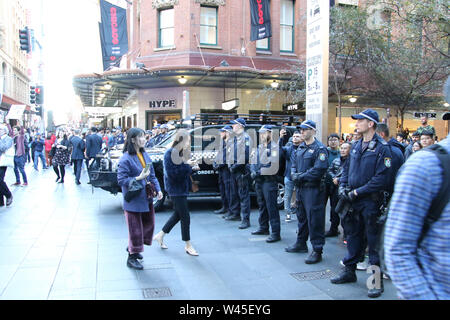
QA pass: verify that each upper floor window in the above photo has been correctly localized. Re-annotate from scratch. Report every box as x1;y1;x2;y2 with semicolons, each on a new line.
200;6;218;45
256;38;270;51
159;8;174;48
280;0;294;52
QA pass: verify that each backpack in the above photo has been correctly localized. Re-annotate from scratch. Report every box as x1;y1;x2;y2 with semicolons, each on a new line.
379;144;450;273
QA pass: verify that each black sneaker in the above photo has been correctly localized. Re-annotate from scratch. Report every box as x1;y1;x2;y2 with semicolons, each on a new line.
285;242;308;253
6;195;13;206
127;254;144;270
367;269;384;298
126;247;143;260
251;229;270;235
238;221;250;229
305;251;322;264
330;267;357;284
214;207;227;214
266;235;281;243
225;215;240;221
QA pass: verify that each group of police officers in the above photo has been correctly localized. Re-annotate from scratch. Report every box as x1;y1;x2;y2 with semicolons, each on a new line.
212;108;398;298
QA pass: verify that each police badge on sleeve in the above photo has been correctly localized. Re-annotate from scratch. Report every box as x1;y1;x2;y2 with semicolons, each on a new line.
384;157;392;168
319;153;326;161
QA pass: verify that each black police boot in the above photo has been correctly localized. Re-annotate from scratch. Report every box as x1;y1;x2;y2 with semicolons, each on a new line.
225;215;240;221
126;247;143;260
305;251;322;264
325;229;339;237
266;234;281;243
214;207;227;214
251;229;270;235
238;220;250;229
127;254;144;270
330;266;357;284
367;269;384;298
285;241;308;253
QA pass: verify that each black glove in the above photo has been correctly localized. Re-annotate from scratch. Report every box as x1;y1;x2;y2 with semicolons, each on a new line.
338;186;351;202
348;190;357;202
292;173;304;185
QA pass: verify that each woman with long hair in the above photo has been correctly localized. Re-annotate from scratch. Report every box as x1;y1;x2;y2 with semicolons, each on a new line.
117;128;163;270
0;123;13;206
53;132;71;183
153;129;200;256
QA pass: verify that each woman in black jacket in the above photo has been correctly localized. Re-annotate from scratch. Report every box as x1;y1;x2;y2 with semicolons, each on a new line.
153;129;200;256
53;132;71;183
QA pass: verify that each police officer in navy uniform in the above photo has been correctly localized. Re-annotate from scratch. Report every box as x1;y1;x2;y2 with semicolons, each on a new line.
330;109;392;299
225;118;253;229
213;125;232;215
287;120;329;264
250;125;281;243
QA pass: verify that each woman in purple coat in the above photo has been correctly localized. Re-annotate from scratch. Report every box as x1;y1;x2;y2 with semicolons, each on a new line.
117;128;163;270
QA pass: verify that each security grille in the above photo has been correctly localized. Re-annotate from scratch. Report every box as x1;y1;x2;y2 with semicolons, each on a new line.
290;270;338;281
142;287;172;299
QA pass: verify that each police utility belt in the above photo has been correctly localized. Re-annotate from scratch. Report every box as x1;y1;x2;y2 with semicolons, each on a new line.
256;175;277;183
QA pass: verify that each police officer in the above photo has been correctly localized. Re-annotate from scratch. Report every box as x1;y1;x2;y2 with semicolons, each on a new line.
226;118;253;229
156;124;169;144
287;120;329;264
213;125;232;215
250;125;281;243
330;109;392;299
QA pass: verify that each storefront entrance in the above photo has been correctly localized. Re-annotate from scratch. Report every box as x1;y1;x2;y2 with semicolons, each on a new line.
146;110;182;130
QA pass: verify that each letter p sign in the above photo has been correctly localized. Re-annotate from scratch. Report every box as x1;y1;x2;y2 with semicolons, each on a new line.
308;69;313;80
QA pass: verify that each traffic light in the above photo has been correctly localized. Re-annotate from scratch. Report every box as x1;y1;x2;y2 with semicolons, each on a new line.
35;85;43;105
30;85;36;104
36;105;43;117
18;27;31;53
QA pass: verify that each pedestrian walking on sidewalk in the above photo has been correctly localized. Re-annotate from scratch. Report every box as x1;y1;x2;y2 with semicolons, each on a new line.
12;124;28;186
0;123;14;206
153;129;200;256
117;128;163;270
53;132;71;183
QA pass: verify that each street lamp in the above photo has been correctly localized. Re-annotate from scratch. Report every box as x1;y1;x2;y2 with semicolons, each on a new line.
104;83;112;90
271;80;279;89
349;97;357;103
178;76;187;85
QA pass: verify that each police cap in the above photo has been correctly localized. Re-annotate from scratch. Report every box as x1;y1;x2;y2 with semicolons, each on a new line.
297;120;316;131
351;109;379;124
229;118;246;127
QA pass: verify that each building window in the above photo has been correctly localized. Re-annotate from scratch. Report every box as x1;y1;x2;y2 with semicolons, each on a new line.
256;38;270;51
158;7;174;47
200;6;217;45
280;0;294;52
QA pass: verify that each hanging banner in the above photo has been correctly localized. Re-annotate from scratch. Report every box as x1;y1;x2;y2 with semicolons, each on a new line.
99;0;128;71
249;0;272;41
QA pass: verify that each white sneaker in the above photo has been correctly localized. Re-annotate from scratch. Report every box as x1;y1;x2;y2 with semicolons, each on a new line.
357;259;369;271
185;246;199;256
285;214;291;222
340;260;345;267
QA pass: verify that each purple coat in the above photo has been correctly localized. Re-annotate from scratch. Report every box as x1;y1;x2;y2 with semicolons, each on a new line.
117;151;161;212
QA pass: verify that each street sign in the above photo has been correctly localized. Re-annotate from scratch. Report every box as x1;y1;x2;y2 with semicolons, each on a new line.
7;105;26;120
305;0;329;142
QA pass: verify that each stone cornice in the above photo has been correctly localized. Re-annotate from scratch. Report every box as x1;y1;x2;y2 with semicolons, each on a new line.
152;0;179;9
195;0;226;6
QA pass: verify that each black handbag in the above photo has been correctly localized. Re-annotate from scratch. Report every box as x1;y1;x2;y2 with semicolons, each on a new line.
49;146;56;157
124;178;144;202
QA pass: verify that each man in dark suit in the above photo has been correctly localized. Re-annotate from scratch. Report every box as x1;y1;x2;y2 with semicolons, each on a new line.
70;129;86;185
85;127;103;173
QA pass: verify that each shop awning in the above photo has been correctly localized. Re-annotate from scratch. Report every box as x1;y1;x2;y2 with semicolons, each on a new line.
0;94;33;112
72;65;296;108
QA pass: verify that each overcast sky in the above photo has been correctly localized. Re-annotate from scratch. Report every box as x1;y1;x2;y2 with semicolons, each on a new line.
26;0;127;123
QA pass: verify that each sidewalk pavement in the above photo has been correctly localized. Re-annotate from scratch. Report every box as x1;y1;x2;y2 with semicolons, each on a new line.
0;162;398;300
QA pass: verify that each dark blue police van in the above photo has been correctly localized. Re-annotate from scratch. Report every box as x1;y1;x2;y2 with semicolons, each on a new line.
88;113;300;211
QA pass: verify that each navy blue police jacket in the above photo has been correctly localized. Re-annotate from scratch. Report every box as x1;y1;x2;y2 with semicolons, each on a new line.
340;133;392;196
251;141;280;177
213;138;228;170
291;139;329;184
227;132;252;174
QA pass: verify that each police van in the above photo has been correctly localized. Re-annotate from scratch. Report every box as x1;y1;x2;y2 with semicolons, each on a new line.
88;113;300;211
